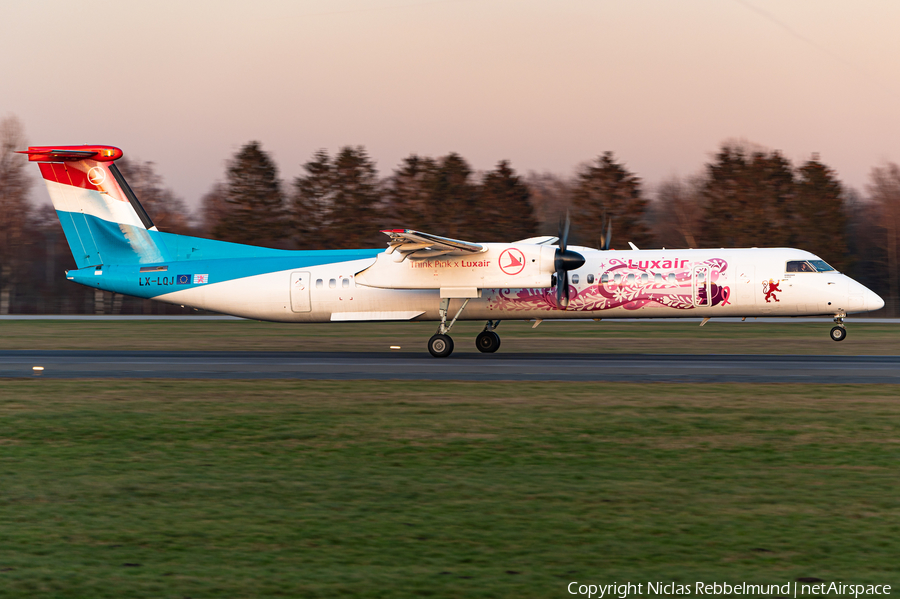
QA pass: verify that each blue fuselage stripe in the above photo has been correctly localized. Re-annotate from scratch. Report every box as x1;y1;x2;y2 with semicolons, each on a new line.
58;211;383;297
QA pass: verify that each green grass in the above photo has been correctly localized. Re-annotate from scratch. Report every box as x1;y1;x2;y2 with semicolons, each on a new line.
1;380;898;597
1;319;899;354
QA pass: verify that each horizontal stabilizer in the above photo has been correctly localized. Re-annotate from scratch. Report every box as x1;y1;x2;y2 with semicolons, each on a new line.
18;145;123;162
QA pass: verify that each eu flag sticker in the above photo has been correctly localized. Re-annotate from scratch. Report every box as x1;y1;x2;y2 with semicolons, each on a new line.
176;274;192;285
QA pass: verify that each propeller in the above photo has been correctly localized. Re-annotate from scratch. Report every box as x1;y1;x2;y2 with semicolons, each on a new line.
554;212;585;309
600;213;613;251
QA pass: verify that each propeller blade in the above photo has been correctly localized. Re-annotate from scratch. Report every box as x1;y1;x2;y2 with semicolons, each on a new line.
557;270;568;309
553;211;582;310
553;248;585;310
560;211;571;253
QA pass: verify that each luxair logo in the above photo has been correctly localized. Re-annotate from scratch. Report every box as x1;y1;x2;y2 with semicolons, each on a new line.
499;248;526;275
87;167;106;186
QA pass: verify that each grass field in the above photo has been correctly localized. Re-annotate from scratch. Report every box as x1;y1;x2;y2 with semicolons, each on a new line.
1;380;898;598
1;319;899;354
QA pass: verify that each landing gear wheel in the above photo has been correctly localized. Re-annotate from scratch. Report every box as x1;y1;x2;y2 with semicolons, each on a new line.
475;331;501;353
428;334;454;357
830;326;847;342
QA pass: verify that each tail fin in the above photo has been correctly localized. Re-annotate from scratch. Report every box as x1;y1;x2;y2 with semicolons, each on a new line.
20;145;171;267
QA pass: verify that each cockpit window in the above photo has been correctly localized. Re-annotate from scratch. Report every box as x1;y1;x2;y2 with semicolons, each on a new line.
808;260;835;272
786;260;835;273
786;261;815;272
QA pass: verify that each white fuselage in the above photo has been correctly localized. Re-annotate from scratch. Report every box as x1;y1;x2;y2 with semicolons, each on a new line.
153;247;882;323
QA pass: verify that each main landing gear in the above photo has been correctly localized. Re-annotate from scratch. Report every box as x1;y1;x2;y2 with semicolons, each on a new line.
427;333;454;357
428;297;469;358
476;320;501;353
830;314;847;342
427;298;502;358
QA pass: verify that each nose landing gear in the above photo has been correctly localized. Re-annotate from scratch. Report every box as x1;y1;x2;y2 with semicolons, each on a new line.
830;314;847;342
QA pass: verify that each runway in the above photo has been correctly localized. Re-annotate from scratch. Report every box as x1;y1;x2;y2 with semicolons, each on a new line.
2;350;899;383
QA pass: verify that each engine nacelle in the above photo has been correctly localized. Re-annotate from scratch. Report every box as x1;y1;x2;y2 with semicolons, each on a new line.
355;243;558;293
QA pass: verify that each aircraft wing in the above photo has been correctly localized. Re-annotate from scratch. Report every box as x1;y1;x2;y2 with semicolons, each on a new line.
382;229;485;260
514;235;559;245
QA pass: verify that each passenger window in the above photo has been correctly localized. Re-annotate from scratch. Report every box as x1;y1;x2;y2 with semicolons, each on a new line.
316;279;323;289
697;271;705;282
572;274;580;285
329;279;336;289
601;274;609;284
641;274;648;284
655;273;662;283
627;274;635;284
614;274;622;284
668;273;676;283
587;274;594;284
342;278;350;288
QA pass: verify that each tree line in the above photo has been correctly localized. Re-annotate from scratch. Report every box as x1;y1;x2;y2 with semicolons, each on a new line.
1;115;899;315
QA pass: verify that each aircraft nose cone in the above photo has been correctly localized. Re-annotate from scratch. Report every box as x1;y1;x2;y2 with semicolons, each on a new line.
866;288;885;311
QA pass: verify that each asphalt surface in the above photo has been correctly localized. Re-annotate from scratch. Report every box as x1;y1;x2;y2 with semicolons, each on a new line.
2;350;899;383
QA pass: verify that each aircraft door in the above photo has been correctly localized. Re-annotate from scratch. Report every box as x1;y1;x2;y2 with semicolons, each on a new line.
692;265;710;307
290;271;311;312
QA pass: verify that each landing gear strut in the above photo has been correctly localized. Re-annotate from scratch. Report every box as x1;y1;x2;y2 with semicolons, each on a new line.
476;320;501;353
830;315;847;342
428;298;470;358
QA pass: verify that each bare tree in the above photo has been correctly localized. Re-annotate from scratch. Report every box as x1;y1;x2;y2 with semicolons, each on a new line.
116;157;192;234
198;182;228;237
652;176;704;248
867;163;900;315
794;155;848;269
525;172;573;237
0;116;32;314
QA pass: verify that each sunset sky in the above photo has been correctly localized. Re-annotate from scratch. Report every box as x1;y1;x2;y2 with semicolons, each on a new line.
3;0;899;208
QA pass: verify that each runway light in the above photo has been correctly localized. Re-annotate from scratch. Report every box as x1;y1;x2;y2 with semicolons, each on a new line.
390;346;401;350
32;366;44;371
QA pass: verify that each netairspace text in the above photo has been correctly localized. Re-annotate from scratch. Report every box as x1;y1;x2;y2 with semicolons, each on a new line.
567;581;892;598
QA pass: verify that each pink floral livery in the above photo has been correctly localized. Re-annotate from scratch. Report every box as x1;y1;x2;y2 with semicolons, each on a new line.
487;257;731;312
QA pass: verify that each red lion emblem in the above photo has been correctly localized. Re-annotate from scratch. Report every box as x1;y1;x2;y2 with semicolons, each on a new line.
762;278;782;303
